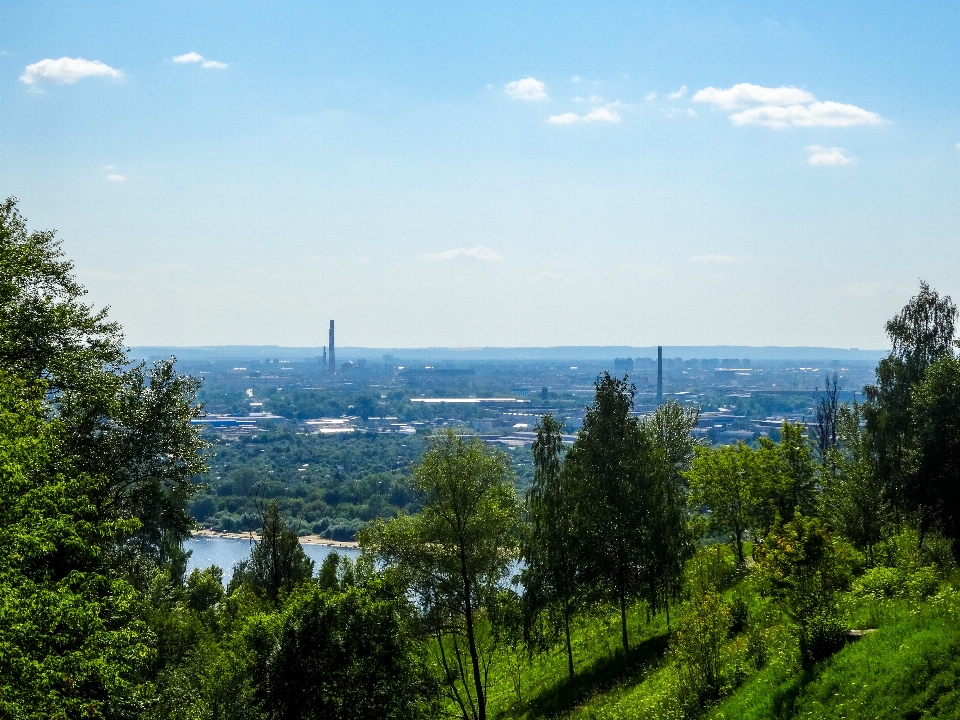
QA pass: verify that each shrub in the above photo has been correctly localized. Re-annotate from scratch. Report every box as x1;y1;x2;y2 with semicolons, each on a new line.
672;589;732;707
756;514;851;668
728;597;749;636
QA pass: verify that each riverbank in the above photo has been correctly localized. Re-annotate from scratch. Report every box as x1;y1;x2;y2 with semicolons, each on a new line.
191;528;359;549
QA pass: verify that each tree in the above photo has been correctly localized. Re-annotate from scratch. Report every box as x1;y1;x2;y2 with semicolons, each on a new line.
820;400;890;564
0;197;207;564
813;372;840;460
522;414;580;679
754;422;817;532
249;583;439;720
864;282;957;516
687;442;762;564
911;354;960;548
568;372;648;652
755;515;851;667
231;500;314;602
641;401;700;626
0;371;152;717
360;431;521;720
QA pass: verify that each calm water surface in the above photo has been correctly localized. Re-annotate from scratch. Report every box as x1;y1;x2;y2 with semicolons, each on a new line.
185;536;360;584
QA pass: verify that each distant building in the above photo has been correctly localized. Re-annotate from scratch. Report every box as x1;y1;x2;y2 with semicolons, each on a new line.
328;319;336;373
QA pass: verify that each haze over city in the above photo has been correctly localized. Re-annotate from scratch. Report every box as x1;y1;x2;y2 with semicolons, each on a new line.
4;2;960;349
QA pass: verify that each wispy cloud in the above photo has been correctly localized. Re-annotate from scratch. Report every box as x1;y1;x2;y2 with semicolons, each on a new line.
530;271;564;282
548;104;621;125
691;254;736;264
105;174;127;183
504;77;548;102
423;246;502;262
805;145;853;166
571;75;582;83
669;85;688;99
693;83;881;128
20;57;122;85
645;91;656;101
173;52;228;69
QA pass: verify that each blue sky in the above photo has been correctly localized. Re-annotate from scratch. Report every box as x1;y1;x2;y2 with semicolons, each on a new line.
2;1;960;348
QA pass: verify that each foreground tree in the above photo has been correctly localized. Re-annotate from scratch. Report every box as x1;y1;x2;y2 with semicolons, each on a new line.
641;401;700;626
864;282;957;520
522;415;580;679
568;373;647;652
820;401;890;564
911;353;960;547
0;197;206;563
360;431;521;720
687;442;762;564
231;500;314;601
248;583;440;720
0;371;152;716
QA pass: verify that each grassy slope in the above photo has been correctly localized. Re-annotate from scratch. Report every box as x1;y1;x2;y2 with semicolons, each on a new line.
483;573;960;720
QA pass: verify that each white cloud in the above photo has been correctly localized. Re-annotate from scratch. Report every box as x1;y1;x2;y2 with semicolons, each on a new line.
692;83;882;128
504;77;548;102
548;104;621;125
669;85;688;99
173;52;204;64
173;52;228;69
547;112;581;125
572;75;582;83
955;141;960;154
20;57;122;85
423;246;502;262
105;174;127;183
692;254;736;264
805;145;853;166
732;101;881;128
692;83;815;110
645;91;656;101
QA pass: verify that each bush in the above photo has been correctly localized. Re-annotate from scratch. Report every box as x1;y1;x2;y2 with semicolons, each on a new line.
728;597;748;636
672;589;732;706
756;514;851;668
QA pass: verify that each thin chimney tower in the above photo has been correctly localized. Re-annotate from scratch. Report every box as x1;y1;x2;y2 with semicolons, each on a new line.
657;345;663;405
328;320;336;373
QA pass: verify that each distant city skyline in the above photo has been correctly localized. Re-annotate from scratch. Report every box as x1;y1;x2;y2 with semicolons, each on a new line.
3;2;959;348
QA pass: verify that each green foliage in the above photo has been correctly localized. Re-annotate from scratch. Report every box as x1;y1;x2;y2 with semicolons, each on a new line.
687;442;762;564
864;281;958;536
911;352;960;547
0;371;153;718
672;590;733;706
820;400;891;563
187;566;225;613
756;515;852;668
361;430;521;720
248;583;440;720
523;414;580;679
229;500;314;601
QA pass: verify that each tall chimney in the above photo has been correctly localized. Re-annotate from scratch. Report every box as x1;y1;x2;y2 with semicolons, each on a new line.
328;320;336;373
657;345;663;405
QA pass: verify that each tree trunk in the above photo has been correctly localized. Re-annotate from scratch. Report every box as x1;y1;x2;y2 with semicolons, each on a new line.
734;527;745;565
564;602;574;680
461;556;485;720
619;592;629;652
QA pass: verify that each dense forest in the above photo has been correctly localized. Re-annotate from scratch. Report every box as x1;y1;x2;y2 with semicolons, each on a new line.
5;196;960;719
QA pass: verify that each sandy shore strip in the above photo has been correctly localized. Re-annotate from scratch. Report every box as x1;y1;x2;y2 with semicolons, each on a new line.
192;528;359;549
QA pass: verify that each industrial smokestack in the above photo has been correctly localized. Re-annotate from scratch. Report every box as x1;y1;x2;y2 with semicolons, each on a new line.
657;346;663;405
328;320;336;373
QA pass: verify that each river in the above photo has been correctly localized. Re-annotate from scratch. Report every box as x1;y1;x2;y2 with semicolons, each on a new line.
185;535;360;584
